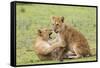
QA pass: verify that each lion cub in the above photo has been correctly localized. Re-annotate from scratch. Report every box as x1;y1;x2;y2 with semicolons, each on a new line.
51;16;91;59
34;28;64;61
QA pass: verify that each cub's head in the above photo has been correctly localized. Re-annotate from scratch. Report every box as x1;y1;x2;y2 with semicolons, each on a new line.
38;28;52;40
51;16;64;33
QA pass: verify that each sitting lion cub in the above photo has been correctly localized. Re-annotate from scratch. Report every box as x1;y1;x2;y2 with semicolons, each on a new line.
34;28;64;61
51;16;91;59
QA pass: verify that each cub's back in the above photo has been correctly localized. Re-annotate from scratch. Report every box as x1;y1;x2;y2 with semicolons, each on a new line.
35;40;51;55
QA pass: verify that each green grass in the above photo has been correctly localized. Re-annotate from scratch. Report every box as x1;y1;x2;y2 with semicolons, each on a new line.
16;3;97;65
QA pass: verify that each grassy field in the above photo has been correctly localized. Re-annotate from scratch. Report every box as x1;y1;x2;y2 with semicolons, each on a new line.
16;3;97;65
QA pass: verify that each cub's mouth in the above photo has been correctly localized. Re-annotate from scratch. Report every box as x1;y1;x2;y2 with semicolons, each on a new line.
54;30;59;33
54;29;59;33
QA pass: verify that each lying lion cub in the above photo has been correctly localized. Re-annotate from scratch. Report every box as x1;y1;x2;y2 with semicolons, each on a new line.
34;28;64;61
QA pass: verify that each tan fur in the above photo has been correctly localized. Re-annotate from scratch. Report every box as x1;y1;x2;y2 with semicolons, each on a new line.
51;16;91;59
34;28;64;61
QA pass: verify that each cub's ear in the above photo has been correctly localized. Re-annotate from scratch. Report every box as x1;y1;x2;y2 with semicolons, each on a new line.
61;16;64;23
51;16;55;20
38;29;42;36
